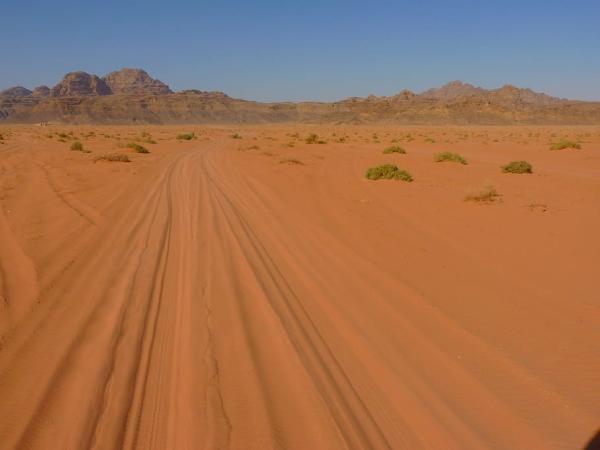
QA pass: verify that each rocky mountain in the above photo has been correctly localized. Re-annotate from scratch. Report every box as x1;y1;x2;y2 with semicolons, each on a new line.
50;72;113;97
31;85;50;97
102;68;172;95
421;81;485;99
489;84;562;106
420;81;563;106
1;70;599;124
0;86;32;97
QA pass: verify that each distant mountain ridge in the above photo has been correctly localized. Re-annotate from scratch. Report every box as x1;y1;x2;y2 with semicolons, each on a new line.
1;69;599;124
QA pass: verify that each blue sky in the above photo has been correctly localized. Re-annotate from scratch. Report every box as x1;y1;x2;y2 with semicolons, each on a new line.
1;0;599;101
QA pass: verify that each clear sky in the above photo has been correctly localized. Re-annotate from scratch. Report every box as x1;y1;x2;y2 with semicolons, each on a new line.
1;0;599;101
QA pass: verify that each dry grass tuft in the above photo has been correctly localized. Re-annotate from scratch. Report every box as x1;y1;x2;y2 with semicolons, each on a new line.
464;182;500;202
550;139;581;150
305;133;319;144
501;160;532;174
127;142;150;153
94;153;131;163
70;141;90;153
435;151;468;165
382;145;406;154
279;158;304;165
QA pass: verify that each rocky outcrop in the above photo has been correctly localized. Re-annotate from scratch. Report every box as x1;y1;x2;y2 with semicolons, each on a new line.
489;84;562;106
102;68;171;95
0;86;32;97
51;72;112;97
392;90;418;101
421;81;485;100
31;85;50;97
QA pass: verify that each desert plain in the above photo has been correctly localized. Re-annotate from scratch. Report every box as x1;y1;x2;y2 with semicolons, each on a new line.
0;124;598;449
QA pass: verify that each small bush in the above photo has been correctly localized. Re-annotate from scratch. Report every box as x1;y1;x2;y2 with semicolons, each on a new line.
424;137;436;143
305;133;319;144
434;151;468;165
365;164;413;182
231;133;242;139
177;132;195;140
550;139;581;150
70;141;85;152
94;153;130;163
382;145;406;154
127;143;150;153
464;183;500;202
501;160;532;174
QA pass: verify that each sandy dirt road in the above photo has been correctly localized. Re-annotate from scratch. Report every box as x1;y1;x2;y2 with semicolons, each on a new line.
0;126;599;449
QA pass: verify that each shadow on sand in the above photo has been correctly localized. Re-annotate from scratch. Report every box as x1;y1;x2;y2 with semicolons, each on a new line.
584;429;600;450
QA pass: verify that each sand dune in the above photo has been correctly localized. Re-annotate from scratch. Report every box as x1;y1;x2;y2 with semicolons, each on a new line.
0;125;599;449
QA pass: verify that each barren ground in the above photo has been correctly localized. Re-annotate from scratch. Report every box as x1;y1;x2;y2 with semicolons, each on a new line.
0;124;599;450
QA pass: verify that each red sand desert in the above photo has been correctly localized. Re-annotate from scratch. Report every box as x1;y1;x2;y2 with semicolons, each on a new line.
0;125;599;449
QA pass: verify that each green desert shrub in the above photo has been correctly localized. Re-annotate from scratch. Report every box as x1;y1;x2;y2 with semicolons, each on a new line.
434;151;468;164
365;164;413;182
94;153;130;163
177;132;195;140
127;142;150;153
501;160;532;174
550;139;581;150
382;145;406;154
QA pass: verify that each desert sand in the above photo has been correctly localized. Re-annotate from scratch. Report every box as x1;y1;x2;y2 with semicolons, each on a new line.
0;125;598;449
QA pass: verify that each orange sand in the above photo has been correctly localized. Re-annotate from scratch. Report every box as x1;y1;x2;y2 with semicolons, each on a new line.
0;125;599;449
